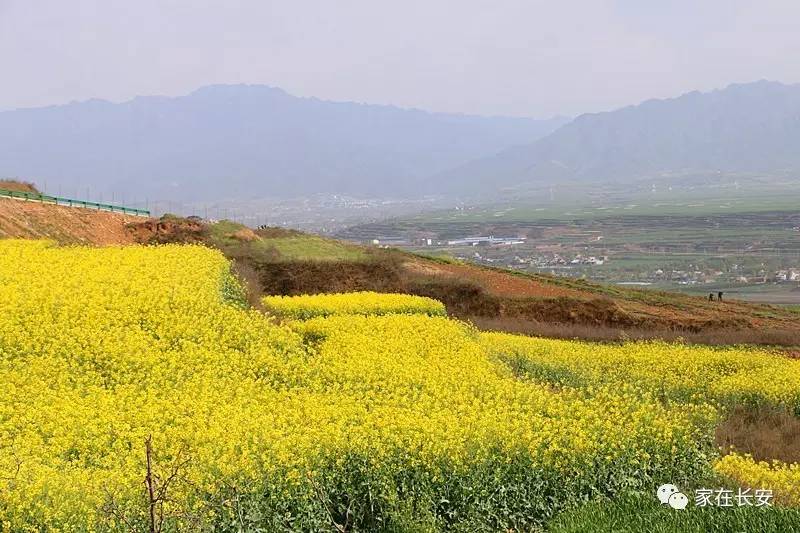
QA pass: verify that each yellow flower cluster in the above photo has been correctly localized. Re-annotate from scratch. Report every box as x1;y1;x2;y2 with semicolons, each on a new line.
480;332;800;411
715;453;800;505
0;240;713;530
262;291;446;319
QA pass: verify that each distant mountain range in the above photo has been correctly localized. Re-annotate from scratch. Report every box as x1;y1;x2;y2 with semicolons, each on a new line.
0;85;566;201
435;80;800;194
3;80;800;203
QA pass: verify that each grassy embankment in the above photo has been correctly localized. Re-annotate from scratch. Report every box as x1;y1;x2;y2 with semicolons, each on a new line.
126;215;800;346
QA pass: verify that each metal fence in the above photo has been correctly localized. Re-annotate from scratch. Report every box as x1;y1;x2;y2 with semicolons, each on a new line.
0;188;150;217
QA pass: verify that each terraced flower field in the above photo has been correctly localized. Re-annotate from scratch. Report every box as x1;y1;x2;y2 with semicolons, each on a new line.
262;291;446;319
0;239;799;530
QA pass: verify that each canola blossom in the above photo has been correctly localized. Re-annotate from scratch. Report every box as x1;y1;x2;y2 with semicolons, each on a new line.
262;291;446;319
480;332;800;412
715;453;800;506
0;240;720;530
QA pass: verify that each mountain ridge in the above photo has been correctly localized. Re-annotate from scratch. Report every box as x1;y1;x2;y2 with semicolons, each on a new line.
5;80;800;202
433;80;800;194
0;84;566;201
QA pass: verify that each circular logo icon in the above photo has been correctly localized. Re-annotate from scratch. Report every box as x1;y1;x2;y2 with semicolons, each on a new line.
668;492;689;510
657;484;679;504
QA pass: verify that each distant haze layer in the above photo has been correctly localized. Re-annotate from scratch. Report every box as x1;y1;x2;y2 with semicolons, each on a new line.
3;81;800;203
0;85;566;202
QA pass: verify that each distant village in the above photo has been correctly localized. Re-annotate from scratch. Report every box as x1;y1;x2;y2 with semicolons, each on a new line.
369;235;526;247
366;234;800;289
369;235;609;269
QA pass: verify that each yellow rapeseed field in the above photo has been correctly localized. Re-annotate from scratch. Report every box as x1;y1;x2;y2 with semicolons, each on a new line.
480;332;800;512
0;239;798;530
713;453;800;506
262;291;446;319
480;332;800;412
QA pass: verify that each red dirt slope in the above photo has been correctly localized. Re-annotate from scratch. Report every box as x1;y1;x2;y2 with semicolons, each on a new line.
0;197;141;245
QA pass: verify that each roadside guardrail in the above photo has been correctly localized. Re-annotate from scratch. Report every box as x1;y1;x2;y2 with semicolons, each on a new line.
0;188;150;217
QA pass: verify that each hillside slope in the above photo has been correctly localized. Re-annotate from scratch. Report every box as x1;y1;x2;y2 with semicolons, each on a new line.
2;198;797;343
435;80;800;193
135;217;800;343
251;248;800;341
0;197;140;244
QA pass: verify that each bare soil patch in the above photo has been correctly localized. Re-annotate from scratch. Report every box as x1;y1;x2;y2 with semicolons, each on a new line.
125;217;206;244
0;197;140;245
404;260;586;299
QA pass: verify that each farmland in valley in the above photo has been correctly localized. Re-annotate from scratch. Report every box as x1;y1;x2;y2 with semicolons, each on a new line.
338;187;800;306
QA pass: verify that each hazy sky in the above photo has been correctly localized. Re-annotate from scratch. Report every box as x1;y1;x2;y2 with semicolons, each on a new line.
2;0;799;117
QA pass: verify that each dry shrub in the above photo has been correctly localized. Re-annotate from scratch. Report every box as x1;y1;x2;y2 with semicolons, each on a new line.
470;316;800;347
126;216;207;244
0;179;39;193
717;407;800;464
255;259;404;295
404;277;502;317
231;260;265;310
229;228;258;242
254;226;303;238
